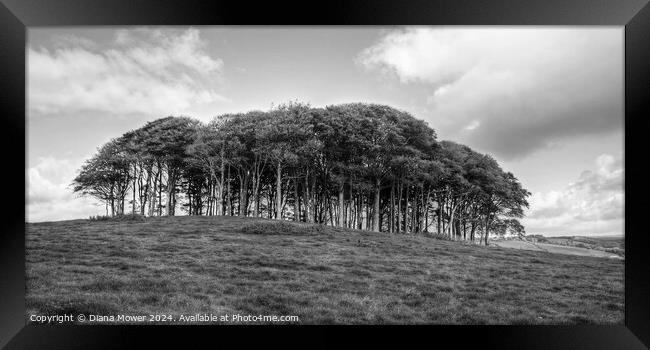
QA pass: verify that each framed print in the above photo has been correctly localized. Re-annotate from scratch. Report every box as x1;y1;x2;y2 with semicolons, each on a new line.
1;0;649;348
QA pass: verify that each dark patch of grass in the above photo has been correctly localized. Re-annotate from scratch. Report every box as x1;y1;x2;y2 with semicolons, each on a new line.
26;216;624;324
89;213;146;222
240;220;331;236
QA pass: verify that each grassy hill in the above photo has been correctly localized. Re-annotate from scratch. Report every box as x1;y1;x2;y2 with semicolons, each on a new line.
26;216;624;324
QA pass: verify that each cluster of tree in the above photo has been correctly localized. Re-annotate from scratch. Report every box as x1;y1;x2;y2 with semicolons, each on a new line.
72;102;530;244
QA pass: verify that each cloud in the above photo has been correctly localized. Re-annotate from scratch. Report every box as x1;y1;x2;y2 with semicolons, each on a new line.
358;27;623;159
28;28;227;117
522;154;623;236
51;34;98;50
27;156;105;222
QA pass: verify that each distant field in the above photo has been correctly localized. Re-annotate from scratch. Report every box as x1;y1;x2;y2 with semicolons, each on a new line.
519;235;625;258
550;235;624;249
26;216;624;324
490;240;622;259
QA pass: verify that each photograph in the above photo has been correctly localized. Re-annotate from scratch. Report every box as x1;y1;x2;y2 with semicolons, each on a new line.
25;26;624;325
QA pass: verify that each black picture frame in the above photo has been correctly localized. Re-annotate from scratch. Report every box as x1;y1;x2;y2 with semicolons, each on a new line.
1;0;648;348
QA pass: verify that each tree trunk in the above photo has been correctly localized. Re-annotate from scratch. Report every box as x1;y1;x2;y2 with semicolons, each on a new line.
437;201;441;235
356;196;360;230
365;200;371;231
463;218;467;240
304;175;311;223
147;166;155;216
373;178;381;232
166;168;174;216
390;182;395;233
311;177;317;223
440;200;447;235
188;190;193;215
218;149;225;215
328;199;335;226
142;165;151;216
276;161;282;220
294;179;300;222
419;188;426;233
470;221;477;241
253;179;260;218
411;187;418;234
397;181;403;234
157;169;162;216
239;171;249;217
404;186;410;233
423;189;431;233
207;181;211;216
338;183;345;227
225;166;231;216
448;200;458;240
110;186;115;216
149;168;156;216
132;167;137;214
268;185;274;219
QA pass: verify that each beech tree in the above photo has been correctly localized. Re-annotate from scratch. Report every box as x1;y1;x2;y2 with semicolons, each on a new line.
72;139;131;216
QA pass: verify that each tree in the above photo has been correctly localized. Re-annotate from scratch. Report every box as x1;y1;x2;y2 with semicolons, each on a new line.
72;101;530;244
72;139;131;216
257;102;311;220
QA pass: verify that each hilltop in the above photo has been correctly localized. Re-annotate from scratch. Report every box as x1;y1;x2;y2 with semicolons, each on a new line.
26;216;623;324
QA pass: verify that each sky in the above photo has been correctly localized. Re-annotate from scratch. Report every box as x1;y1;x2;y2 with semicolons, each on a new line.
26;26;624;237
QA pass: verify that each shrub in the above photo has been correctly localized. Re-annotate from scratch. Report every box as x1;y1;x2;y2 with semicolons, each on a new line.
426;232;454;242
241;220;323;236
113;213;146;221
89;213;146;222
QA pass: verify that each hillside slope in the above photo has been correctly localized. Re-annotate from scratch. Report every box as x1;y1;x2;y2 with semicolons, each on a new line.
26;216;624;324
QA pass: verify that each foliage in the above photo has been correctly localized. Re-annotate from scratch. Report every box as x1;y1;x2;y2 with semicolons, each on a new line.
89;213;146;222
241;220;327;236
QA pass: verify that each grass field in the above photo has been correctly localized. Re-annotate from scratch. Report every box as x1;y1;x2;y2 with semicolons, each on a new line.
26;216;624;324
520;234;625;258
490;240;623;259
